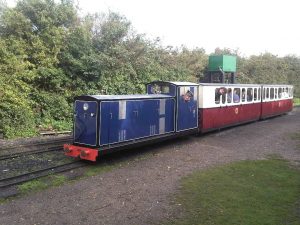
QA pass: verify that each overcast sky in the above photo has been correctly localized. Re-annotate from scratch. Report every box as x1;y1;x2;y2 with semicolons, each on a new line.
7;0;300;57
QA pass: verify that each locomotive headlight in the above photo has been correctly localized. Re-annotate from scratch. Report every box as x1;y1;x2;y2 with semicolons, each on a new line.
83;103;89;111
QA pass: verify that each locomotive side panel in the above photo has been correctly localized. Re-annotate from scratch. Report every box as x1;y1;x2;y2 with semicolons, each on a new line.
99;98;175;146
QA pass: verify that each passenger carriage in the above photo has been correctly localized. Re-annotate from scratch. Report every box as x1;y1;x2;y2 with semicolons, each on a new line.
198;83;262;132
261;85;293;118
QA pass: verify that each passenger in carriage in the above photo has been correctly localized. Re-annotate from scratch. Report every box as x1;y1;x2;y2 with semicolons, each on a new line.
247;89;253;101
215;87;227;104
233;89;240;103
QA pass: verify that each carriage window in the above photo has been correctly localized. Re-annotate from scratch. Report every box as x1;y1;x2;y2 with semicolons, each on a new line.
258;88;261;100
253;88;257;101
247;88;253;102
289;88;293;97
227;88;232;103
221;93;226;104
233;88;240;103
241;88;246;102
266;88;269;99
278;88;282;99
270;88;274;99
274;88;278;99
215;87;227;104
282;87;288;98
215;88;220;104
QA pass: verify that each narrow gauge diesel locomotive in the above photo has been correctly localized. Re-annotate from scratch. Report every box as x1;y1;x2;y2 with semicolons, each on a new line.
64;81;293;161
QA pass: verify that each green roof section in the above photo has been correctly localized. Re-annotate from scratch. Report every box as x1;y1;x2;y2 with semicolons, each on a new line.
208;55;237;72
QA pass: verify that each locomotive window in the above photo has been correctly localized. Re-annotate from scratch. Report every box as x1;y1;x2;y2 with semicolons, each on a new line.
150;85;170;94
270;88;274;99
233;88;240;103
227;88;232;103
150;84;161;94
278;88;282;99
241;88;246;102
247;88;253;102
161;85;170;94
253;88;257;101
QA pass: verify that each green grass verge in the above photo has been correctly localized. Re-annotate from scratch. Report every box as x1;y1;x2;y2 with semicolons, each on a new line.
165;159;300;225
18;174;67;194
294;98;300;106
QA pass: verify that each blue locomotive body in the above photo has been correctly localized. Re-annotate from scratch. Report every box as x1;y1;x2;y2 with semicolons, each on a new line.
65;81;199;161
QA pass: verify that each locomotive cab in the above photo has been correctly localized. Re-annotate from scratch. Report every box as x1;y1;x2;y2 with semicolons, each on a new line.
147;81;199;132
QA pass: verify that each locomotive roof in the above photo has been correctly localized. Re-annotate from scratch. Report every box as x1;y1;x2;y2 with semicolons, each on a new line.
75;94;173;101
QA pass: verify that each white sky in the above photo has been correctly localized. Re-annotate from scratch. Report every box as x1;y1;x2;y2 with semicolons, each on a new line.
6;0;300;56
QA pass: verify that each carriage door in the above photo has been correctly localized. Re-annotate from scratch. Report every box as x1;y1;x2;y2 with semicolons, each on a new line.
74;101;98;146
176;86;198;131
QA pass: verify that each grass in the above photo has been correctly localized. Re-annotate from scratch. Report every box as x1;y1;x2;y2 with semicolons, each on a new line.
165;159;300;225
18;174;67;194
294;97;300;106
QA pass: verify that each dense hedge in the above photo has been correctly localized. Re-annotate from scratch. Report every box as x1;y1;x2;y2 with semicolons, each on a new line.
0;0;299;138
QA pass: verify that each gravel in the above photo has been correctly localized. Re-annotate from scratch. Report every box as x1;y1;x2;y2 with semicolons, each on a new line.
0;108;299;225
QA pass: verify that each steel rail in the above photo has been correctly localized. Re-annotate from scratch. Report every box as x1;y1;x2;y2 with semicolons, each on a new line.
0;146;64;161
0;137;72;152
0;161;86;188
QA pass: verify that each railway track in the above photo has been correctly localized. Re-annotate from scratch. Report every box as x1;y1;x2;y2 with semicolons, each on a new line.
0;136;85;189
0;137;72;152
0;161;87;188
0;146;64;161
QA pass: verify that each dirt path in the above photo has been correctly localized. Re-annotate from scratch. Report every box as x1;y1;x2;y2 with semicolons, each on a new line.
1;108;299;225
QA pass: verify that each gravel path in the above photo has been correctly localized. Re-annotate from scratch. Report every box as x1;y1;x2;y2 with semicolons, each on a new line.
1;108;299;225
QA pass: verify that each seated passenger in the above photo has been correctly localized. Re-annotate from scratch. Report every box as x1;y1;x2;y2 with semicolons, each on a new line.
233;89;240;103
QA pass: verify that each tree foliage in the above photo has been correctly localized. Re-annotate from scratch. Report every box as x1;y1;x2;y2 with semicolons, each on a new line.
0;0;299;138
